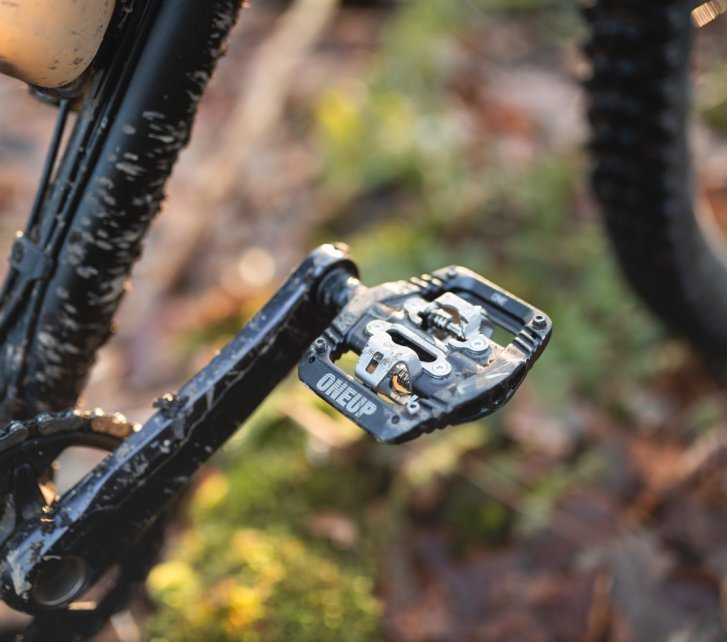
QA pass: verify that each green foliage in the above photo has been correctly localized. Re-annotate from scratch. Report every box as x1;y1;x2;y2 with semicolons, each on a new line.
146;420;382;642
698;62;727;134
148;527;379;642
441;478;516;547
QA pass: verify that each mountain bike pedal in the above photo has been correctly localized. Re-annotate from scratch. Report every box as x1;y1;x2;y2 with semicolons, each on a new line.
299;265;551;443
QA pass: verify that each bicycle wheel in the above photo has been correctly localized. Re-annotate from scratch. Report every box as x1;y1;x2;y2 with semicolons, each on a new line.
0;0;243;422
584;0;727;358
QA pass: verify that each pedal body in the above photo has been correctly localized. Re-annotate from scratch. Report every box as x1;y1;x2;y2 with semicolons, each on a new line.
299;266;551;443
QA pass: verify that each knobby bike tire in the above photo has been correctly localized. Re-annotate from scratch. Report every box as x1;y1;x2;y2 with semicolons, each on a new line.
585;0;727;358
0;0;242;422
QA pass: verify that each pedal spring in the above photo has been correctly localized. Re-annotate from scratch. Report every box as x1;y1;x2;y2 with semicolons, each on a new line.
391;366;411;393
424;308;464;340
430;312;451;330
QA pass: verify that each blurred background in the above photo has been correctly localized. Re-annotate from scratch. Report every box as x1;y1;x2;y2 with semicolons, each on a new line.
3;0;727;640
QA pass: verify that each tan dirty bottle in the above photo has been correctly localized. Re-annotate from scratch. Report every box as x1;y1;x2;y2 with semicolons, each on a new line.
0;0;115;88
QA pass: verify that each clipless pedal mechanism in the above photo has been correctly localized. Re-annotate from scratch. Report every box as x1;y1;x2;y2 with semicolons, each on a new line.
299;265;551;443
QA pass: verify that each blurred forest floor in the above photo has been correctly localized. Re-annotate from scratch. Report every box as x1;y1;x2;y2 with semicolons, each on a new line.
4;1;727;641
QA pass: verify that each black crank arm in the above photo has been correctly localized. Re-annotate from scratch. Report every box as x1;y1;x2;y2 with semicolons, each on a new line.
0;244;357;613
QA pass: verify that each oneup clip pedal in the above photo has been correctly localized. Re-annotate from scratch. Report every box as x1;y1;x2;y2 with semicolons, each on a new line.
299;265;551;443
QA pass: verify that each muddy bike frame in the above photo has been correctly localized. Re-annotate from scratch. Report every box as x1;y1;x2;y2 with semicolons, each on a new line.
0;0;311;634
0;1;551;639
0;0;246;424
0;3;376;638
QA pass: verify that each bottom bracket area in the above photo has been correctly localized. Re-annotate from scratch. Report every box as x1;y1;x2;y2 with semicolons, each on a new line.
31;556;89;608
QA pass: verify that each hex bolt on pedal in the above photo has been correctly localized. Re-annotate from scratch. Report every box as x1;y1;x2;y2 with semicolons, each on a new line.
299;265;552;443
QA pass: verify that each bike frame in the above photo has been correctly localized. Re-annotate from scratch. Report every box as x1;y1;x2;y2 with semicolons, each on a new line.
0;0;335;628
0;0;242;423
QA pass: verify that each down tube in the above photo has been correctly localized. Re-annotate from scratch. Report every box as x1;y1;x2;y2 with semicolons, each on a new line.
0;0;242;421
